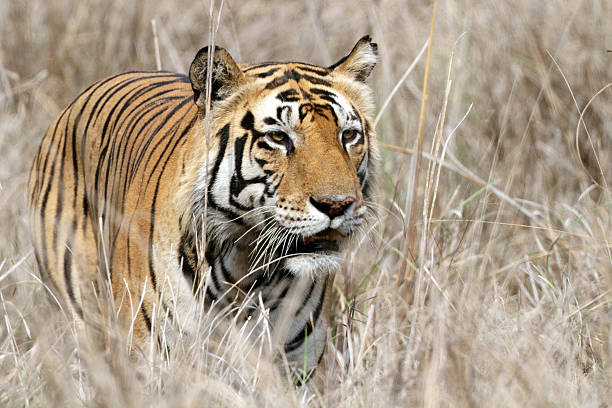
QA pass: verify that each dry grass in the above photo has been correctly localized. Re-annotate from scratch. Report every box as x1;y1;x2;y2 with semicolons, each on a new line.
2;0;612;406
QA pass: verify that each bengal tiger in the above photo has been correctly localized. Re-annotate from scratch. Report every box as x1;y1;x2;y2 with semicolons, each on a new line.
28;36;378;376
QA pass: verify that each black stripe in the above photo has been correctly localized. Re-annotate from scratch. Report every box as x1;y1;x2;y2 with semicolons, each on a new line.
284;277;328;352
276;89;300;102
294;65;330;76
256;140;274;151
263;70;304;90
264;75;290;90
301;74;331;87
205;257;223;295
55;104;71;297
312;103;332;121
295;279;317;316
266;275;293;312
207;124;243;221
179;232;197;289
141;303;153;332
203;231;225;296
240;111;254;131
255;158;269;169
63;241;83;317
255;68;280;78
244;62;281;72
309;88;339;105
299;104;313;121
213;260;227;293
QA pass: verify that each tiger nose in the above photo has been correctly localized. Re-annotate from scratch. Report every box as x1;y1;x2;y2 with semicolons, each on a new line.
309;196;356;218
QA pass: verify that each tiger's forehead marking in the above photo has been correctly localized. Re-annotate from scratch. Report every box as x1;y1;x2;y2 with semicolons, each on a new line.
245;64;363;132
252;87;360;134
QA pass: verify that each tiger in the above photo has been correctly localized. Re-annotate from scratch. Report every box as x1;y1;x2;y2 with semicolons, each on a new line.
27;35;378;376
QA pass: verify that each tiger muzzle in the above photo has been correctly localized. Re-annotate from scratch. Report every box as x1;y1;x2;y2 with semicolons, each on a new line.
284;229;340;254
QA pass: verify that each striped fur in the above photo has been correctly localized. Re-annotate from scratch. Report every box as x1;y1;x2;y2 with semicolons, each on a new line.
28;36;378;375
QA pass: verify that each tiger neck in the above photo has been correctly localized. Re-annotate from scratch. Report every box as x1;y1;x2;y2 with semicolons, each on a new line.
180;226;300;308
178;222;331;363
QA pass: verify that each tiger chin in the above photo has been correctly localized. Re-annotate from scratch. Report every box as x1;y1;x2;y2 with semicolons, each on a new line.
28;35;378;378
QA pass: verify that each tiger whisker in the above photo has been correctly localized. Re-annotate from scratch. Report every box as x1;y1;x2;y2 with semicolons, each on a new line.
267;229;292;274
280;230;296;258
267;227;290;268
220;205;276;224
246;252;308;275
235;214;277;244
249;217;278;251
262;227;285;272
250;221;278;256
250;224;281;270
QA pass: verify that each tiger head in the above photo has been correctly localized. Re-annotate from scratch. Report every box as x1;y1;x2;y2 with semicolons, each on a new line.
186;36;378;276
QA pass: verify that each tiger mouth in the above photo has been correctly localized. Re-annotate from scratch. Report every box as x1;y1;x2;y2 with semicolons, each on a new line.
293;229;340;254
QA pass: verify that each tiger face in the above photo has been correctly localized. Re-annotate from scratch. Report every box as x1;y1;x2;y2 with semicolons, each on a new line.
188;37;378;276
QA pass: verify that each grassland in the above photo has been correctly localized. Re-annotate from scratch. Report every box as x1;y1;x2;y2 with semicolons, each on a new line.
1;0;612;406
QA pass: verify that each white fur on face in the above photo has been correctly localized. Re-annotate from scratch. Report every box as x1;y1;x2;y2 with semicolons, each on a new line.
283;252;343;277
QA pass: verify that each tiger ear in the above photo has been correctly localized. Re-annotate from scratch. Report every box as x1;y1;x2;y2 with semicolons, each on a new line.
189;46;244;110
328;35;378;82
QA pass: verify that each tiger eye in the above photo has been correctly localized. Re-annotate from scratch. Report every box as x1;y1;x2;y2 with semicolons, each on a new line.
267;131;288;143
342;129;359;143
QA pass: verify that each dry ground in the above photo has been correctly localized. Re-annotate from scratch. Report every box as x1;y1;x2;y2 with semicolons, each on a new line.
1;0;612;406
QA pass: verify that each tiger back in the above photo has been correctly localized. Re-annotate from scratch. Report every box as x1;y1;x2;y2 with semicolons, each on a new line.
28;36;378;374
